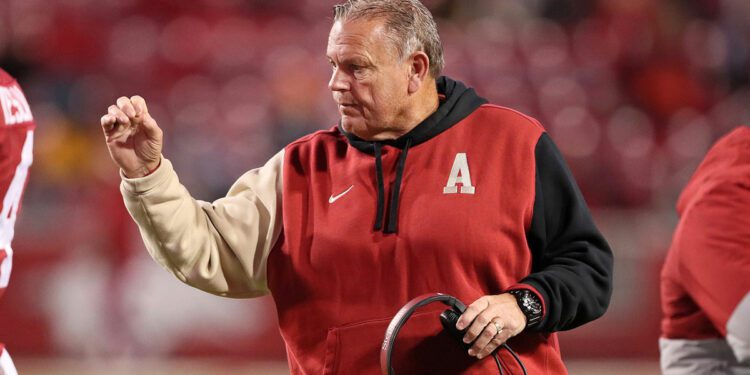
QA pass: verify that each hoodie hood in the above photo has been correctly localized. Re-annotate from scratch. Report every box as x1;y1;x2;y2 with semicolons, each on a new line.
677;126;750;216
336;76;487;233
339;76;487;153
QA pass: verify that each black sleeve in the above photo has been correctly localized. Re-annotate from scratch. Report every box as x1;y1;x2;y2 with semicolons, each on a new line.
521;133;613;332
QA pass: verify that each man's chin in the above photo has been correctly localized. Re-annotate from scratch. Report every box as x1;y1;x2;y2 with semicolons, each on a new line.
341;121;383;140
339;118;362;134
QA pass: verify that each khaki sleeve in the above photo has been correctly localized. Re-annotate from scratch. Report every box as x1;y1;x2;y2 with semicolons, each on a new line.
120;150;284;298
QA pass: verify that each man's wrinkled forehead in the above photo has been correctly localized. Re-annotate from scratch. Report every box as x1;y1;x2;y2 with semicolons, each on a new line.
327;19;397;59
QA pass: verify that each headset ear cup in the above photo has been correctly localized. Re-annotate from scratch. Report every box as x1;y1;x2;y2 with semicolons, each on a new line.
439;309;457;332
440;309;467;343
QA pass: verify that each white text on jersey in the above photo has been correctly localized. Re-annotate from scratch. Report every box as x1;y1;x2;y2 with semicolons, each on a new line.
0;84;33;126
443;153;476;194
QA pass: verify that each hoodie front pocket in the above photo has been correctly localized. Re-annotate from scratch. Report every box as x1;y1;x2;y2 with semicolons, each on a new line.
321;308;481;375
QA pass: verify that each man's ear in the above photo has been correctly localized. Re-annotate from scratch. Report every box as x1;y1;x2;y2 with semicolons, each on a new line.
407;51;430;94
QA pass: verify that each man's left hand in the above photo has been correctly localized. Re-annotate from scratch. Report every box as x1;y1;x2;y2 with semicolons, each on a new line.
455;293;527;359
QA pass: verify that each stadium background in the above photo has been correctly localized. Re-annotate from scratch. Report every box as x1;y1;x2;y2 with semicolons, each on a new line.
1;0;749;373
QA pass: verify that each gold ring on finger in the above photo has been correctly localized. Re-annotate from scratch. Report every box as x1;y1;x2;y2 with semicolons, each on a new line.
493;321;503;334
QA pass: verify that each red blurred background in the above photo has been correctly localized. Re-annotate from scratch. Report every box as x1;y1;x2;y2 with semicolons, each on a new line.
1;0;749;373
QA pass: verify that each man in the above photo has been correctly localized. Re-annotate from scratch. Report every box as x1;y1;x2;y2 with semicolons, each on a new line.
660;126;750;374
0;68;35;375
100;0;613;373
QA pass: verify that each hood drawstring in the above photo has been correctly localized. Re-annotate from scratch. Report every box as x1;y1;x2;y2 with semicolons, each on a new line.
386;138;412;233
373;143;386;231
372;138;412;233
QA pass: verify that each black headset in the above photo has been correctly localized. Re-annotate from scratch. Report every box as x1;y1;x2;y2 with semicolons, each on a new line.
380;293;527;375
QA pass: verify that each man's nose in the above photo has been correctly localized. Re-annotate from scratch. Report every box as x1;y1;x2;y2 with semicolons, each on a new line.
328;68;349;92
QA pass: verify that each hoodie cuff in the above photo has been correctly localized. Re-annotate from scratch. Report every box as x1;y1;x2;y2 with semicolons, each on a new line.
120;156;172;195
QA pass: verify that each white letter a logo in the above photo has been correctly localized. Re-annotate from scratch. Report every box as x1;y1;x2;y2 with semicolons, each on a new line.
443;153;475;194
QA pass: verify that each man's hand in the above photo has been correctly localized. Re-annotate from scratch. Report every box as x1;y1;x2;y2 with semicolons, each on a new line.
455;293;527;359
100;96;163;178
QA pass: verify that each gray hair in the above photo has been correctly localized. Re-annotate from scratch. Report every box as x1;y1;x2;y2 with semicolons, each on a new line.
333;0;444;78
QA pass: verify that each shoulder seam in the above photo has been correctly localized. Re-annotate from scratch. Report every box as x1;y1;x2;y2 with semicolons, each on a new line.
479;104;546;132
285;126;341;149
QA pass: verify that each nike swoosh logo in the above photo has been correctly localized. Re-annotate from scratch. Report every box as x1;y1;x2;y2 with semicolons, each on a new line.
329;185;354;203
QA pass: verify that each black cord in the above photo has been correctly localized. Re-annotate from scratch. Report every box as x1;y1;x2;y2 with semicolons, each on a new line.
493;352;505;375
497;343;528;375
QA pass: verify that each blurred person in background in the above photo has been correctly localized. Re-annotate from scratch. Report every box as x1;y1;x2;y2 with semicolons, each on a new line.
100;0;612;373
0;68;35;375
660;125;750;374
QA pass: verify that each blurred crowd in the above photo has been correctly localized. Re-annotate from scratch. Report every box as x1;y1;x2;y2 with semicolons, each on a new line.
1;0;749;361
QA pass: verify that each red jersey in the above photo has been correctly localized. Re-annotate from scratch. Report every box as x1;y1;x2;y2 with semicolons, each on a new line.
0;68;34;375
0;68;35;299
660;126;750;372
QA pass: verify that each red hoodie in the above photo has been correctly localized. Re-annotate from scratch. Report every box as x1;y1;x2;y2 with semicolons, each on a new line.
268;77;613;374
120;76;613;374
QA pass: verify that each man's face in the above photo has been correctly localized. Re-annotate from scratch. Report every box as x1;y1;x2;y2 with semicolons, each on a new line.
327;19;411;139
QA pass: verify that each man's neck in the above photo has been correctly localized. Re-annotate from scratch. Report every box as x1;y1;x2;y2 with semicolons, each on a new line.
366;82;440;141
